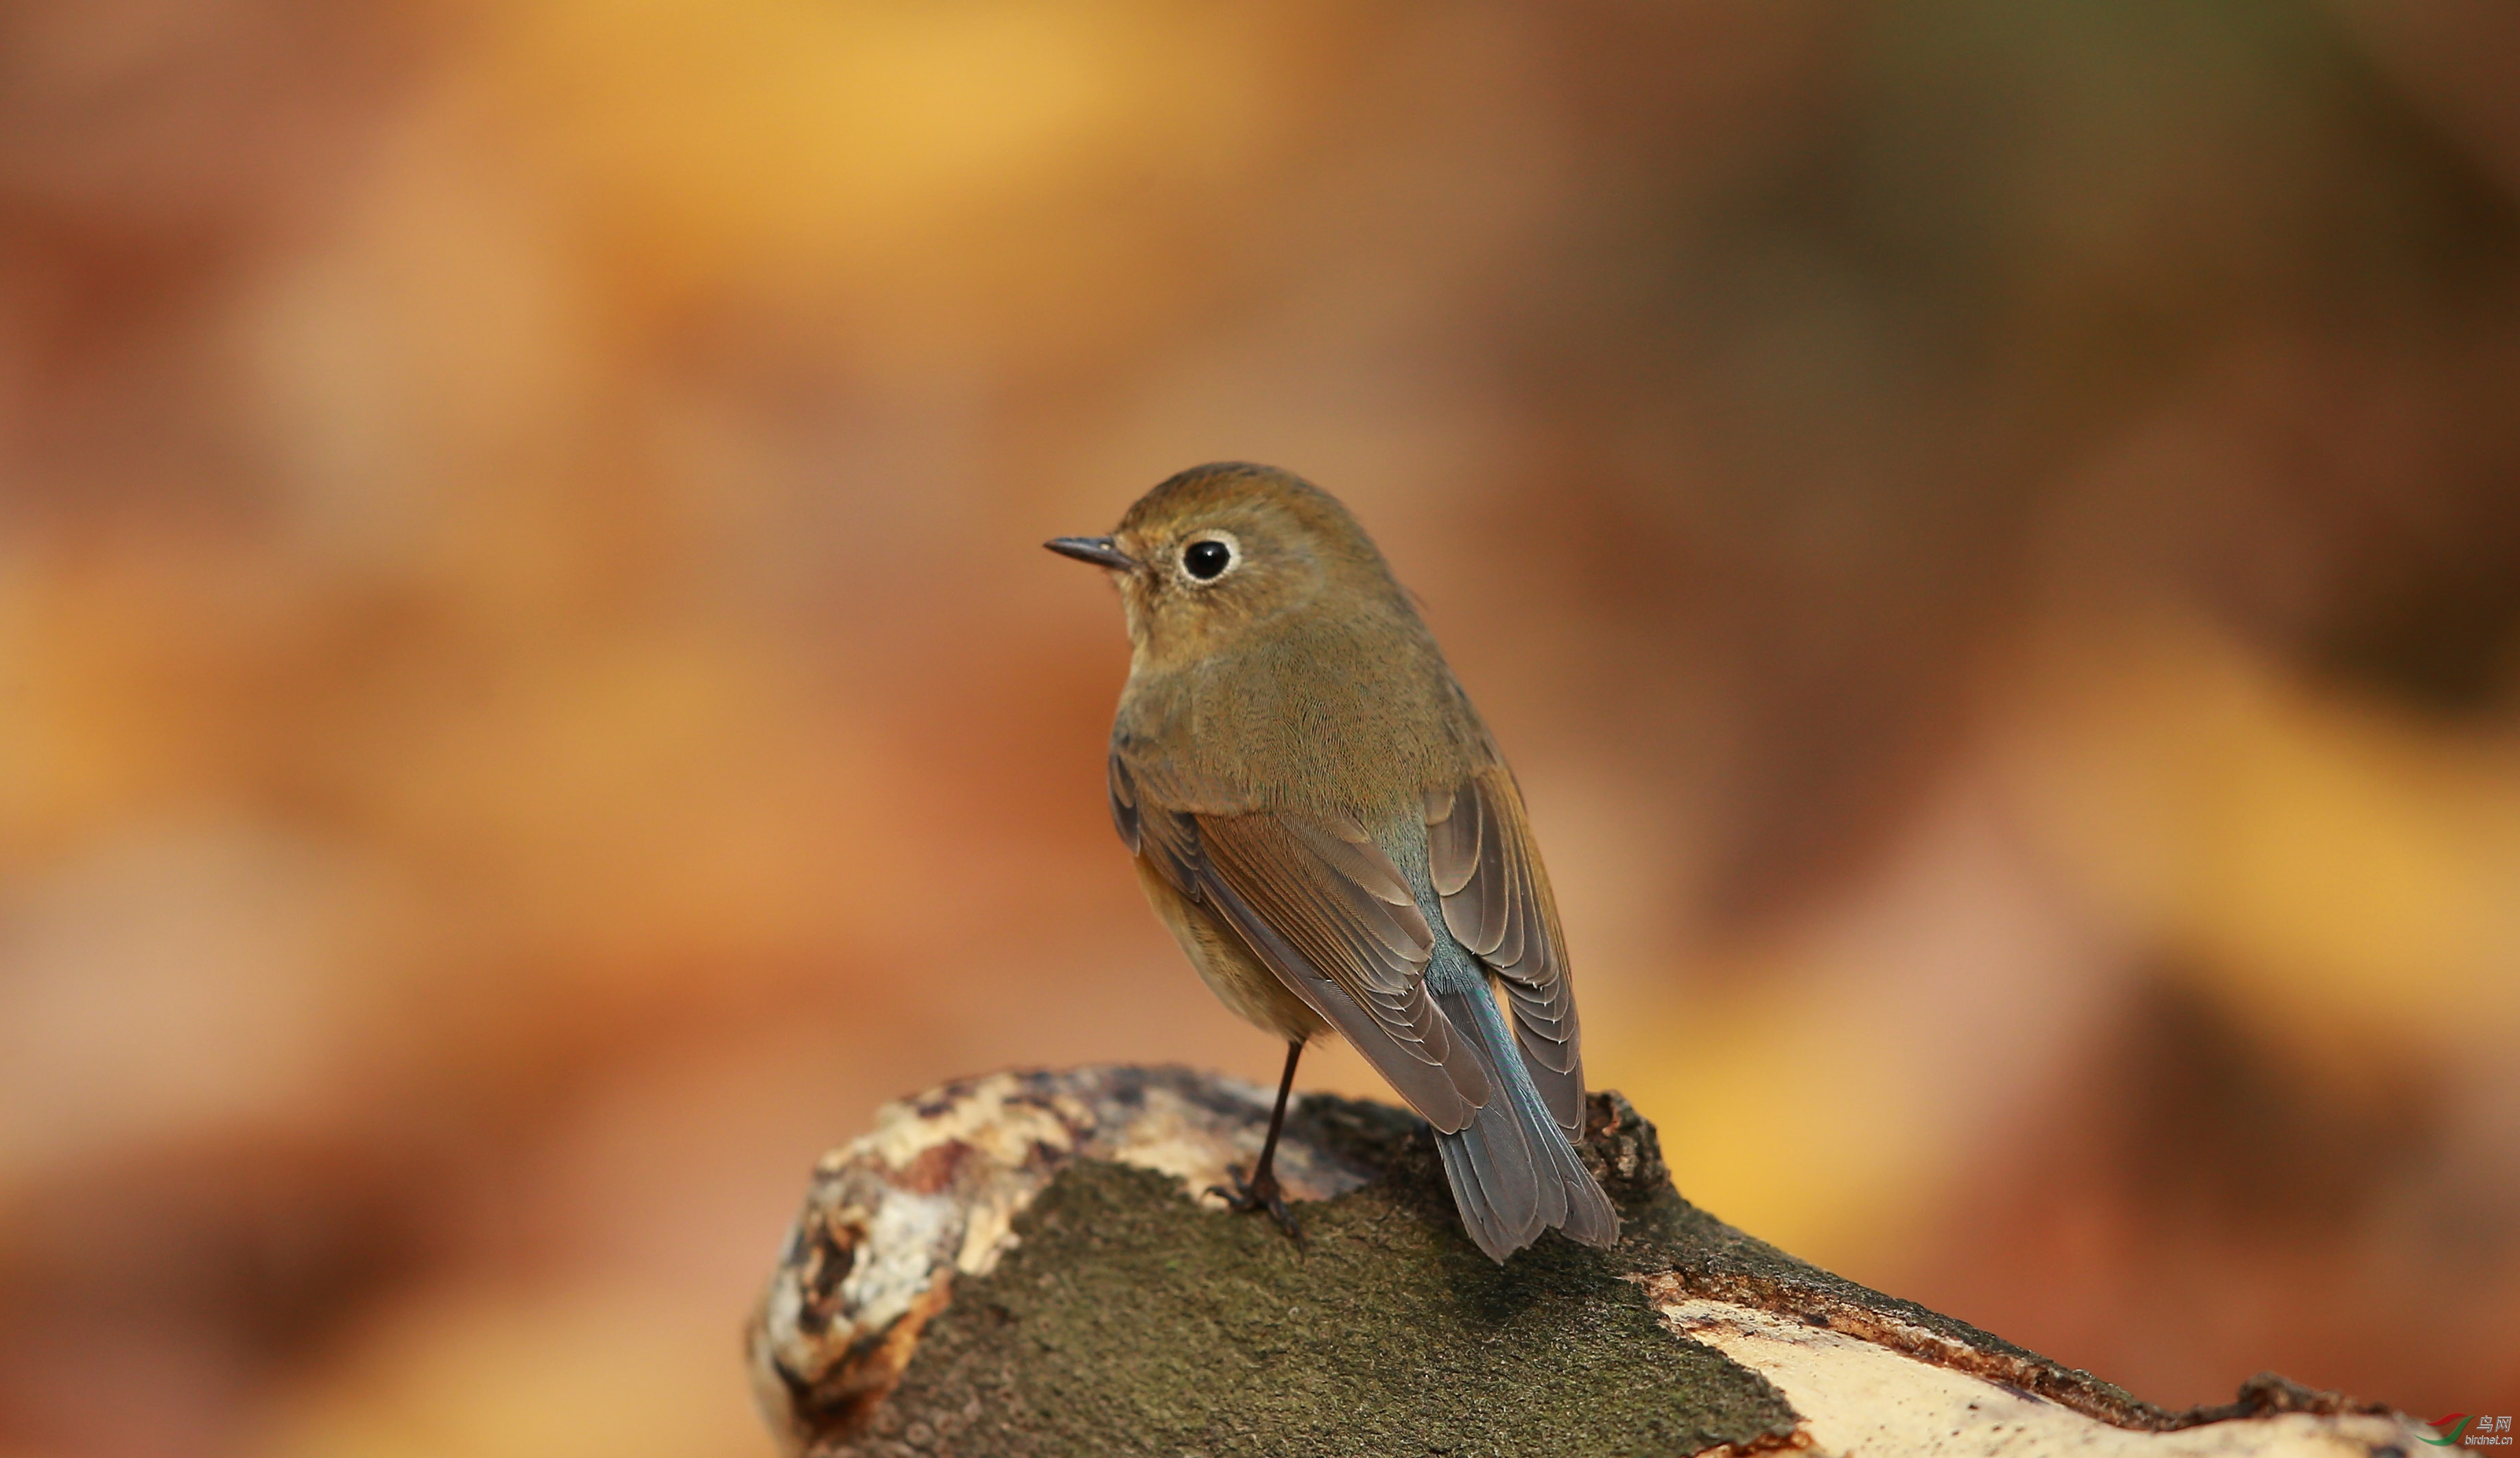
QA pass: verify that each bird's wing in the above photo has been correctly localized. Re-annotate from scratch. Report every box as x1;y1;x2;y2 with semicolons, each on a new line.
1108;749;1488;1132
1108;750;1202;893
1424;768;1584;1133
1195;812;1490;1133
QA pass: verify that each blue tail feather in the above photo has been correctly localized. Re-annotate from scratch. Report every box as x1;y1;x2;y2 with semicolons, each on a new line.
1430;976;1618;1261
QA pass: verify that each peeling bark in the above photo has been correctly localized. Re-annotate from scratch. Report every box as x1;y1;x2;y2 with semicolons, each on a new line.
748;1066;2423;1458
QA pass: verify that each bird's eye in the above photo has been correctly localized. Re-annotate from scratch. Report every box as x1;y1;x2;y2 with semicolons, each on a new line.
1182;538;1233;580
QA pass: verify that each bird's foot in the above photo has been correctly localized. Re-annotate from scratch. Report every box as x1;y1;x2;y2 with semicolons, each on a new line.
1208;1164;1300;1241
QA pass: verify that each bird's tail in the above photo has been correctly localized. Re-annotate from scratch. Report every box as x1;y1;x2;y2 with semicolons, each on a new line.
1431;985;1619;1262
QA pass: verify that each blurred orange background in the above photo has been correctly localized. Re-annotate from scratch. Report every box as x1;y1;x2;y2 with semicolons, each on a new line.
4;2;2518;1454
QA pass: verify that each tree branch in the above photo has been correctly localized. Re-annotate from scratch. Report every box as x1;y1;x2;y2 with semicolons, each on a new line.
748;1065;2418;1457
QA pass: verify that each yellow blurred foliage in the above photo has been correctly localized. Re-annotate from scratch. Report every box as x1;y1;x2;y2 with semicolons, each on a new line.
2021;615;2520;1043
462;0;1286;349
261;1284;763;1458
1620;612;2520;1265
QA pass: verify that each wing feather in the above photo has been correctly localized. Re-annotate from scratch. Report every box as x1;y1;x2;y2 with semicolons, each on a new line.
1193;840;1488;1132
1110;753;1201;895
1196;814;1475;1073
1426;768;1586;1131
1113;746;1490;1133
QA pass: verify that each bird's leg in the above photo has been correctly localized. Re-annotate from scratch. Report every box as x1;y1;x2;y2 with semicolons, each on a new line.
1211;1039;1303;1238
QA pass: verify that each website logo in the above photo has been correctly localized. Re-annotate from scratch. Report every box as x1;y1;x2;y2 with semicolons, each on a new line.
2427;1415;2514;1448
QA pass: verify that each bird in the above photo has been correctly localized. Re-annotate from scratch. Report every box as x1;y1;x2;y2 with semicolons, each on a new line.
1046;461;1618;1262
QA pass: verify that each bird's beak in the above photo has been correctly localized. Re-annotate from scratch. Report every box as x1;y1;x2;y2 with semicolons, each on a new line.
1045;536;1138;571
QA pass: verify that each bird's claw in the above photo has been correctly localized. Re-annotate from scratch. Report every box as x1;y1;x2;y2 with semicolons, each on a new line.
1208;1164;1300;1240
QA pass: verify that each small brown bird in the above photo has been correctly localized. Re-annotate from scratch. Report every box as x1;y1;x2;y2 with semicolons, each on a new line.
1047;462;1617;1262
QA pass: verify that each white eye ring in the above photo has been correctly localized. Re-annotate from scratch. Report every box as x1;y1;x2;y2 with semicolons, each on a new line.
1177;530;1241;585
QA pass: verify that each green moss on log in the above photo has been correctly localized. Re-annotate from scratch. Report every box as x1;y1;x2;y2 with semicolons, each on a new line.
857;1095;1798;1458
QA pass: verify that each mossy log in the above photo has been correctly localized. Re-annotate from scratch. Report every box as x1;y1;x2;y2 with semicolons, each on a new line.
748;1066;2423;1458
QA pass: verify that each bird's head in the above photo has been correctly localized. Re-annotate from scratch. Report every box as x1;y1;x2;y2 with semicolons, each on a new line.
1047;462;1403;670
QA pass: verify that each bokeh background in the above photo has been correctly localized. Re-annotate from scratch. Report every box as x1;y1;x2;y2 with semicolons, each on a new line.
4;1;2518;1453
